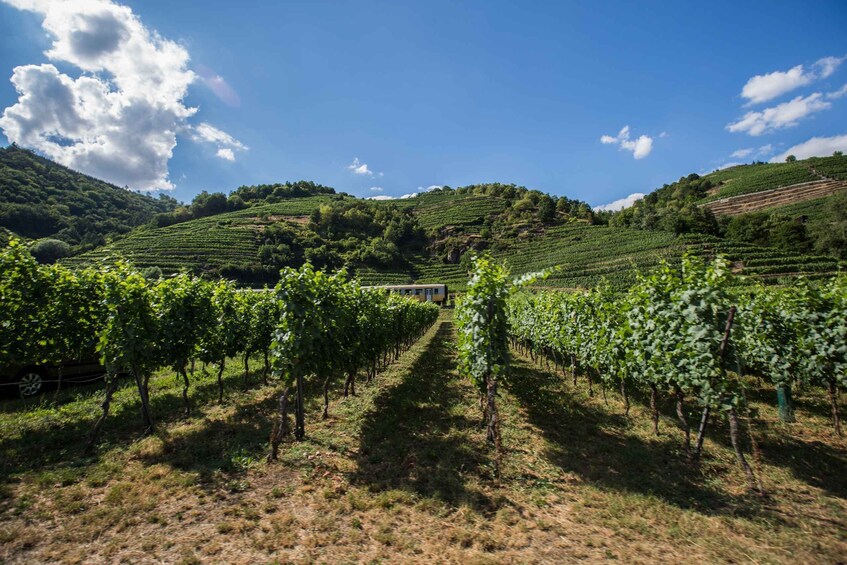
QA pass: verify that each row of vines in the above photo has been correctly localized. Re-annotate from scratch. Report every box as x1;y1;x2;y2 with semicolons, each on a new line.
457;254;846;490
0;238;439;456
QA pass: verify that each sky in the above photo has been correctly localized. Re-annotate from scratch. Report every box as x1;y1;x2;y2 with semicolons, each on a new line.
0;1;846;210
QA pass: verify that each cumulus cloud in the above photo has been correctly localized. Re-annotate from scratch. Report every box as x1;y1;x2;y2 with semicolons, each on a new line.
740;56;845;105
594;193;645;212
347;157;373;176
0;0;243;190
727;93;831;136
369;186;383;192
600;125;654;159
216;148;234;161
770;134;847;162
366;195;394;201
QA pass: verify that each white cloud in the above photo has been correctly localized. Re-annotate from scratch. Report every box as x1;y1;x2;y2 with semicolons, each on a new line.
400;193;418;199
0;0;245;190
600;125;654;159
757;143;774;156
730;148;754;159
595;193;645;212
366;195;394;200
369;186;383;192
741;65;813;105
191;122;247;160
727;93;831;136
827;84;847;100
815;56;845;79
0;0;210;189
740;56;845;105
347;157;373;176
730;144;774;160
195;64;240;107
216;148;234;161
770;134;847;162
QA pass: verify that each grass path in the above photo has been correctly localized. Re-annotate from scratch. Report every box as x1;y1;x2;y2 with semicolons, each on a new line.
1;310;845;563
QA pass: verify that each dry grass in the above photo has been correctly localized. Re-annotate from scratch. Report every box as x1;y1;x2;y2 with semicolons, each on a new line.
0;310;845;563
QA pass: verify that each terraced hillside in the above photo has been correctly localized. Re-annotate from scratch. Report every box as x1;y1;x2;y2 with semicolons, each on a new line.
412;192;510;231
65;178;843;290
703;178;847;216
699;154;847;215
63;196;337;277
349;223;840;291
702;161;819;201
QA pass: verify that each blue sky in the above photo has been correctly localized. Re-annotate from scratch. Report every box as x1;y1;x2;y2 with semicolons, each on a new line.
1;1;846;209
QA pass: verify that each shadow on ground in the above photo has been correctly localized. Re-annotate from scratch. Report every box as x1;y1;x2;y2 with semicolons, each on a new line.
0;365;271;483
505;357;749;515
350;320;495;510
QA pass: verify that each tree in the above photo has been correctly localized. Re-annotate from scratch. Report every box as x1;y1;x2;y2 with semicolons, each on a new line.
785;155;797;162
29;238;71;264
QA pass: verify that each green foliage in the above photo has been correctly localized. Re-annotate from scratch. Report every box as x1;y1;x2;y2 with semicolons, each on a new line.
29;239;72;264
722;213;813;254
0;145;177;246
153;274;215;375
0;239;52;368
455;257;514;393
703;161;817;201
793;275;847;390
97;263;159;377
199;280;243;366
510;256;741;410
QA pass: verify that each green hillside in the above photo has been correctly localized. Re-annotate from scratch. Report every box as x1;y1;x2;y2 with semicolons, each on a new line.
0;144;832;288
702;161;818;201
611;153;847;260
66;187;841;290
702;154;847;201
0;145;178;249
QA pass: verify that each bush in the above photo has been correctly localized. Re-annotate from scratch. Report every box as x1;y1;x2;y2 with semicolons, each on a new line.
29;238;71;264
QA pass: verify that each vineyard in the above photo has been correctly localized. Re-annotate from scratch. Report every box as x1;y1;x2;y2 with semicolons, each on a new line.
1;239;439;449
63;196;338;275
808;153;847;181
702;179;847;216
702;161;819;201
1;240;846;563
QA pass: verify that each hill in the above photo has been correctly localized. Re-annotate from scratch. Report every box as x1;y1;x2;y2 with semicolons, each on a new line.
66;185;841;289
0;145;179;252
1;145;836;287
611;153;847;259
